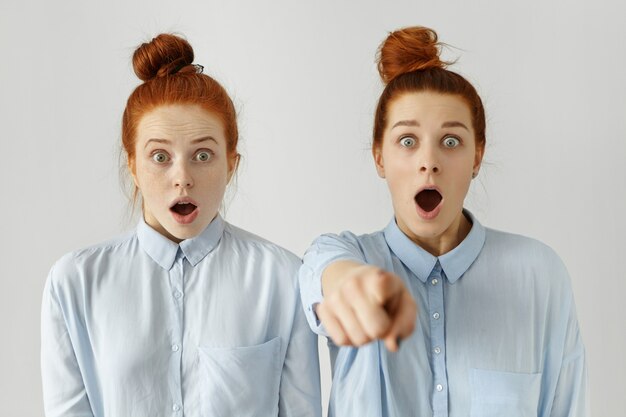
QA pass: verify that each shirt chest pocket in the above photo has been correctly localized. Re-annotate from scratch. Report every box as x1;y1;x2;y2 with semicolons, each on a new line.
469;368;542;417
198;337;282;417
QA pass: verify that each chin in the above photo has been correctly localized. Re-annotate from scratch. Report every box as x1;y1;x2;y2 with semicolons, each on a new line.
175;226;203;239
153;208;217;242
400;210;447;236
158;223;198;242
410;223;444;239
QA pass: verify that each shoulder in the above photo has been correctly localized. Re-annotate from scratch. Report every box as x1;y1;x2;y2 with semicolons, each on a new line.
222;222;300;267
482;227;570;284
47;231;136;290
310;229;386;254
485;228;562;262
301;228;387;273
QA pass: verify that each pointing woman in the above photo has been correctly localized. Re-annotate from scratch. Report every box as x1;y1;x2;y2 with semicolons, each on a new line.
299;27;587;417
41;33;321;417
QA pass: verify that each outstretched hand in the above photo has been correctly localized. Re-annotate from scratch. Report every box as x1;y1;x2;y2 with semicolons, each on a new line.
316;262;417;352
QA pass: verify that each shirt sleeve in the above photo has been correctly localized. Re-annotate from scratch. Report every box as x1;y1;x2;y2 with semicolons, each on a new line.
41;261;94;417
298;232;366;336
534;244;589;417
548;295;589;417
278;274;323;417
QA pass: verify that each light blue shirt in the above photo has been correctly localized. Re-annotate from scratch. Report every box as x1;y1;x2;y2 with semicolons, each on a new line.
42;215;321;417
299;211;587;417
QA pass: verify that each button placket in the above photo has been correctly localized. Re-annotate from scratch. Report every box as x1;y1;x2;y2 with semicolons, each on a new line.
168;253;185;415
426;263;449;417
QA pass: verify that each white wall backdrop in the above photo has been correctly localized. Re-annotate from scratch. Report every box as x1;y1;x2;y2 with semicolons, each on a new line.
1;0;624;415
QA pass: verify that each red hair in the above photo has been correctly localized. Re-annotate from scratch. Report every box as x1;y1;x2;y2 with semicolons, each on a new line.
373;27;486;151
122;34;238;197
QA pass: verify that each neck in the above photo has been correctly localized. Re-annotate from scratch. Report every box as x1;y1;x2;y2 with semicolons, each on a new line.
144;212;183;244
409;211;472;257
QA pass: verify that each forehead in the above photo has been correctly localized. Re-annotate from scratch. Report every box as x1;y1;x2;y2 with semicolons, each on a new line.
387;92;472;127
136;104;225;144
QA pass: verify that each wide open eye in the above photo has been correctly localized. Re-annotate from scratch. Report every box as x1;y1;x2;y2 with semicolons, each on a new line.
399;136;416;148
152;152;170;163
442;136;460;148
193;151;212;162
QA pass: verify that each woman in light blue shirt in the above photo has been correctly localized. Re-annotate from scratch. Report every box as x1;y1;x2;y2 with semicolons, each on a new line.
41;33;321;417
299;27;587;417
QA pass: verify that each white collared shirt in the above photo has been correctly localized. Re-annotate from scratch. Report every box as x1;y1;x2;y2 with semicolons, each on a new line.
42;215;321;417
299;210;587;417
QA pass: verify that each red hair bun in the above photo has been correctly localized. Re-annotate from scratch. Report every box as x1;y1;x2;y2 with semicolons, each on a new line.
132;34;195;82
377;26;449;85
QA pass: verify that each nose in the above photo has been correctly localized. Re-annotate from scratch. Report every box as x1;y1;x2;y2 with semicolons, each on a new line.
419;146;441;175
173;161;194;189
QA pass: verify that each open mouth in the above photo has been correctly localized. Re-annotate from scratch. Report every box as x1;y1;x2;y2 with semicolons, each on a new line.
415;189;442;213
170;202;197;216
169;200;199;225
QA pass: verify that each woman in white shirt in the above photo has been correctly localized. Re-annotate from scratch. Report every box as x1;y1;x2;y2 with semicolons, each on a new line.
41;33;321;417
299;26;587;417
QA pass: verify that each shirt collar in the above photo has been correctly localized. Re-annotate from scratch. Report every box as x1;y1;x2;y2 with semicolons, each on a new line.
137;215;225;270
383;209;485;284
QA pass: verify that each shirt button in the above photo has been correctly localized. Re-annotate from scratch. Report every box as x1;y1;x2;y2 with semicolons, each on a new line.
431;278;438;286
433;312;440;320
173;291;182;299
436;384;444;392
171;344;179;352
434;346;441;354
172;403;181;412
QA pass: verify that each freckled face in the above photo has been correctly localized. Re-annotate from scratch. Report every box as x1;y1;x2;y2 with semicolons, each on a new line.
374;92;483;252
131;104;235;243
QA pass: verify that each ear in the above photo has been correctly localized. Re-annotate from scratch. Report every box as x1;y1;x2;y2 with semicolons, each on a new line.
473;144;485;175
227;153;241;183
128;158;139;188
372;146;386;179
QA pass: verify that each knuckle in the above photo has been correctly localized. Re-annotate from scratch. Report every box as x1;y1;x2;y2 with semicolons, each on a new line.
366;320;388;339
372;327;387;340
333;333;350;346
342;276;361;295
353;335;371;346
325;293;343;310
369;271;389;293
355;264;375;275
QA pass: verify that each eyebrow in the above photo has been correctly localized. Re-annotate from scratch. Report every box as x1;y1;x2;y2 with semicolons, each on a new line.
144;136;217;148
441;121;469;131
390;120;469;131
391;120;420;129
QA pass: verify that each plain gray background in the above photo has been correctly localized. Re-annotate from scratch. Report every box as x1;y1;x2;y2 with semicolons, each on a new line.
1;0;625;415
